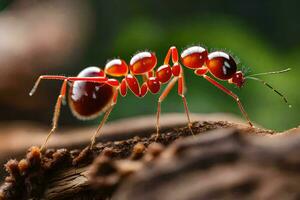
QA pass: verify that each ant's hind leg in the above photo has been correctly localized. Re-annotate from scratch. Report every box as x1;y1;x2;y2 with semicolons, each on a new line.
29;75;67;96
30;75;109;96
31;75;111;151
90;88;119;149
40;79;68;151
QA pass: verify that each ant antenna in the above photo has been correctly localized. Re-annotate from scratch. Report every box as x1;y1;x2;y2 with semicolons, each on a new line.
245;76;291;108
247;68;291;77
241;65;251;76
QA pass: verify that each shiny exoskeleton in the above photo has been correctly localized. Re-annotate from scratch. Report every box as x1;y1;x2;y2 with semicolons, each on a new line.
30;45;256;150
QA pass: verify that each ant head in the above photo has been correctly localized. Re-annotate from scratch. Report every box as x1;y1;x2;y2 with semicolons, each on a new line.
229;71;245;88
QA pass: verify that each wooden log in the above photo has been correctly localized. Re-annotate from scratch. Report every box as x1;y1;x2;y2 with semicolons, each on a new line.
114;128;300;200
0;113;243;178
2;115;297;200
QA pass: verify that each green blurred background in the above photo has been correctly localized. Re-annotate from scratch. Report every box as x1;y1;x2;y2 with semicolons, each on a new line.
0;0;299;131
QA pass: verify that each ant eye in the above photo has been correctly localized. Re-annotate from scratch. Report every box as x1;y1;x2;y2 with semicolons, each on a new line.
206;51;237;80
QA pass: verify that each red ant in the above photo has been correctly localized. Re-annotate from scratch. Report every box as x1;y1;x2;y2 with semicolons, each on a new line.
29;46;291;150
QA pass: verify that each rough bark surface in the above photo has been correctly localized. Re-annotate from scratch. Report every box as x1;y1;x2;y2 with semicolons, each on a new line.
0;115;299;200
114;128;300;200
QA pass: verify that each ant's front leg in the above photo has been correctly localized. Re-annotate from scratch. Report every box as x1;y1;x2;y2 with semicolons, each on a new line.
203;74;253;127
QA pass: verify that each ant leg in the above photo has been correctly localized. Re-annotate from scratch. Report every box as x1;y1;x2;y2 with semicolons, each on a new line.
165;46;193;133
30;76;109;96
156;77;178;139
30;75;114;150
90;88;119;149
203;75;253;127
164;46;178;64
178;75;193;134
155;46;193;138
40;79;68;151
67;77;108;83
29;75;67;96
125;74;141;97
35;76;112;151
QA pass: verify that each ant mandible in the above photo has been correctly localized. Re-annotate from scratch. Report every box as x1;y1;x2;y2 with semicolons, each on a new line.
29;46;291;151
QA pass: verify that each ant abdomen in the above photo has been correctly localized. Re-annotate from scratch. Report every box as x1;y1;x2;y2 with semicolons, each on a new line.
68;67;115;120
206;51;237;80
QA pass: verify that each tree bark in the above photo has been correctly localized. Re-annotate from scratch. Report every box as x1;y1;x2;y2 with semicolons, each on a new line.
0;114;299;200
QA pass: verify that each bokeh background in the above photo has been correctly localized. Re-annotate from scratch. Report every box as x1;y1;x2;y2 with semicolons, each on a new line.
0;0;299;132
